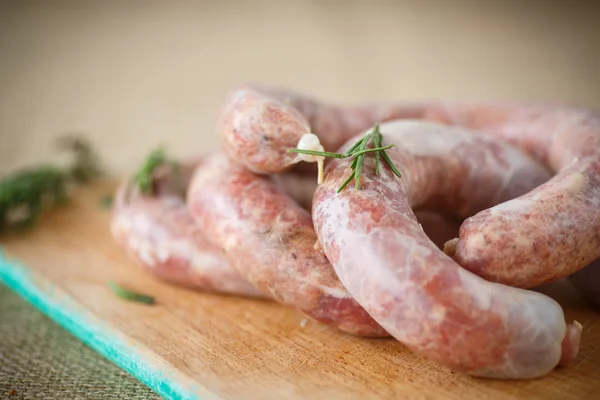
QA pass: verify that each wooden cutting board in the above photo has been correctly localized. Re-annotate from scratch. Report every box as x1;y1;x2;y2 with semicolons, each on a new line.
1;180;599;400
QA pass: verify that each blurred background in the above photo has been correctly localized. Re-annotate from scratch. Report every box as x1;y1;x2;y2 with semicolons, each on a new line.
1;0;599;176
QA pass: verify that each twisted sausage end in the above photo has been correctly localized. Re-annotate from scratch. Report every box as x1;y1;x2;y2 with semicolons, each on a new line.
558;321;583;367
443;238;459;257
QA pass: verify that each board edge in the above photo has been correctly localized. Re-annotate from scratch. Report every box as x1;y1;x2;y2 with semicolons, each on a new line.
0;249;211;400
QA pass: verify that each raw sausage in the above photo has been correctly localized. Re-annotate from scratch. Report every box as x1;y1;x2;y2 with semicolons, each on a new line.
424;104;600;288
187;152;388;337
218;83;419;176
273;169;465;239
218;83;600;288
312;120;581;379
110;161;265;298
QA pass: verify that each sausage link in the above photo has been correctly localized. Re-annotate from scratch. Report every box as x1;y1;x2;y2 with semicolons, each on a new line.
312;120;581;379
219;83;600;288
110;162;265;298
218;83;419;174
424;104;600;288
187;152;388;337
272;172;469;237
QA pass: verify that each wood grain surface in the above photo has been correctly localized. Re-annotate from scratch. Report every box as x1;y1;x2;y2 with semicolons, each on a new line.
0;181;599;400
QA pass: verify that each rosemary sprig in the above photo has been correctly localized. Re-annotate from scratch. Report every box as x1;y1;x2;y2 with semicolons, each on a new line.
287;144;392;159
380;146;402;179
337;169;356;192
352;129;370;190
0;135;103;232
108;281;155;304
372;126;382;175
373;124;401;179
133;148;169;195
287;125;402;192
287;149;347;159
343;135;365;156
130;148;185;198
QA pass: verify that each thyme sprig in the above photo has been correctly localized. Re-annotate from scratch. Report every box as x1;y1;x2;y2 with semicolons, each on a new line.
287;125;401;192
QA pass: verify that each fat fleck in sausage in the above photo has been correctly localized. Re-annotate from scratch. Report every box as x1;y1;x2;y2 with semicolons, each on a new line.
110;162;265;298
312;120;581;379
187;152;388;337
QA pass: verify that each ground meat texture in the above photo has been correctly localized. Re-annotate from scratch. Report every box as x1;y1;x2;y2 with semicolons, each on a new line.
219;83;600;288
187;152;388;337
110;162;265;298
312;120;581;379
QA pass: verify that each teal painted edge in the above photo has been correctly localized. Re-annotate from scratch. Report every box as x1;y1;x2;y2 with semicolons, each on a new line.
0;249;202;400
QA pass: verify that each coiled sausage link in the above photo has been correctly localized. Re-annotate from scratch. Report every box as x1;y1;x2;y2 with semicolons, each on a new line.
110;161;265;298
426;104;600;288
219;83;600;288
271;168;464;248
312;120;581;379
218;83;420;175
187;152;388;337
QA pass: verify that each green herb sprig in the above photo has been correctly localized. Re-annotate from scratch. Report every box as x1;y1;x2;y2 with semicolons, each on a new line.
0;135;103;232
132;148;169;194
108;281;155;304
288;125;401;192
130;148;184;198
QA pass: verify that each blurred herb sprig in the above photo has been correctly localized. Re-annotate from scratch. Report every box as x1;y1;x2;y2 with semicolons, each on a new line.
0;135;104;232
129;147;184;199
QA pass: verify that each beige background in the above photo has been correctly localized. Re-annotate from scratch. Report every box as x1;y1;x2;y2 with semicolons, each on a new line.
1;0;599;176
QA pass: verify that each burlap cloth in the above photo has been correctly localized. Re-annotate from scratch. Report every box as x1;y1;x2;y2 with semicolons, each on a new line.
0;283;161;400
